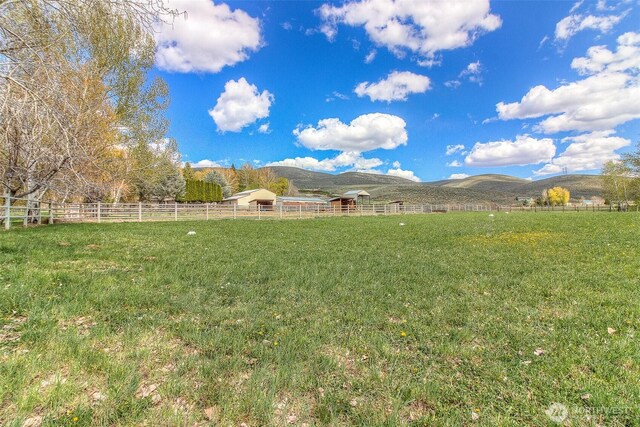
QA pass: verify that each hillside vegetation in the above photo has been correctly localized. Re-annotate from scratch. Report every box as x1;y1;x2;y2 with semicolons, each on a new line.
269;167;604;204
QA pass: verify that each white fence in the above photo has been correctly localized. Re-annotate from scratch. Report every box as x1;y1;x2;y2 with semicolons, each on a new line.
1;197;633;230
1;197;493;229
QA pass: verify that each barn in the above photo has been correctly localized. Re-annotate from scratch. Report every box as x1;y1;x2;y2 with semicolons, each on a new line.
276;196;327;207
222;189;277;209
328;190;371;209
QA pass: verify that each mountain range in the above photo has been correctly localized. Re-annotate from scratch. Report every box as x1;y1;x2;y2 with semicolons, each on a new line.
268;166;603;205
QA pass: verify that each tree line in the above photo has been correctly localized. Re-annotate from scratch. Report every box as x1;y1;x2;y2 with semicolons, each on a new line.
182;163;298;198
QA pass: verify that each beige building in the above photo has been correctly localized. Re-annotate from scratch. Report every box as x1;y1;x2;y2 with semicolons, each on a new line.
221;189;277;208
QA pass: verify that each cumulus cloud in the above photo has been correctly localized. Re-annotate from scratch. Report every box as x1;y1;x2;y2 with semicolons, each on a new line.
317;0;501;62
294;113;408;152
267;151;383;172
449;173;470;180
354;71;431;102
209;78;273;133
571;32;640;75
498;72;640;133
386;166;421;182
155;0;262;73
498;40;640;131
447;160;462;167
498;33;640;133
445;144;465;155
465;135;556;167
555;11;627;41
533;130;630;175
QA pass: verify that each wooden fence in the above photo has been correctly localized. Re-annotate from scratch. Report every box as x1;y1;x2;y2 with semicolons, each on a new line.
1;197;635;229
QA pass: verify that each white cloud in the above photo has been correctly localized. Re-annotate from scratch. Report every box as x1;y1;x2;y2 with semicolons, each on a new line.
155;0;262;73
555;12;627;41
318;0;501;62
267;151;382;172
258;123;271;134
294;113;408;152
571;32;640;75
596;0;614;11
447;160;462;167
498;33;640;134
459;60;483;84
570;1;584;14
354;71;431;102
448;173;469;180
465;135;556;167
386;167;421;182
364;49;377;63
533;130;630;175
444;80;461;89
209;78;273;133
417;56;442;68
497;72;640;133
445;144;465;155
187;159;223;168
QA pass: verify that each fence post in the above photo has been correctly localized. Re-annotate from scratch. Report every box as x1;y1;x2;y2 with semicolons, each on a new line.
299;205;302;219
258;207;261;220
206;203;209;220
97;202;101;223
4;195;10;230
233;204;237;219
49;202;54;225
174;202;178;221
280;204;283;219
138;202;142;222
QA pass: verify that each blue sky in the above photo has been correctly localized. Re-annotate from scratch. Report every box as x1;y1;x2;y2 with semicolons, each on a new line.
153;0;640;182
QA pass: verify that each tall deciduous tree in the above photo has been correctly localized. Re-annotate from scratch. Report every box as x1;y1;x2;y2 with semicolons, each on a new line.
602;160;632;209
0;0;175;221
204;171;232;198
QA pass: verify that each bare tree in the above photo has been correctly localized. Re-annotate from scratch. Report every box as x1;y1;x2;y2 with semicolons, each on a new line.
0;0;175;223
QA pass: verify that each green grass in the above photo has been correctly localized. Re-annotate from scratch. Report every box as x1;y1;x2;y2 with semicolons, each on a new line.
1;213;639;426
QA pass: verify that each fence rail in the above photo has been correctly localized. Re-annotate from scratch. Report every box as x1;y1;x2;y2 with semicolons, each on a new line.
0;196;635;229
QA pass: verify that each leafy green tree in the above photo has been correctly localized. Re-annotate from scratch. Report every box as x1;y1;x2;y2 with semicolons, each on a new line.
546;187;570;206
204;171;232;197
152;170;185;201
602;160;632;209
183;163;195;181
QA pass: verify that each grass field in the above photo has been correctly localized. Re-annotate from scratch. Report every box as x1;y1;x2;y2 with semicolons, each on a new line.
1;213;639;426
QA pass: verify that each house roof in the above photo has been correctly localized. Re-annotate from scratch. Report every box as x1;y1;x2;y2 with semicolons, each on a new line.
223;188;275;202
277;196;327;203
343;190;370;197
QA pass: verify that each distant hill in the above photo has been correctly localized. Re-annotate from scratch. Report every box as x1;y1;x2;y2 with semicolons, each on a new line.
433;174;530;192
267;166;604;205
517;175;602;199
267;166;415;188
430;173;602;199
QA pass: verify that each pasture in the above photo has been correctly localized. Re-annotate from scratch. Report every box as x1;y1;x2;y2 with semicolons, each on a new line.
1;213;639;426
